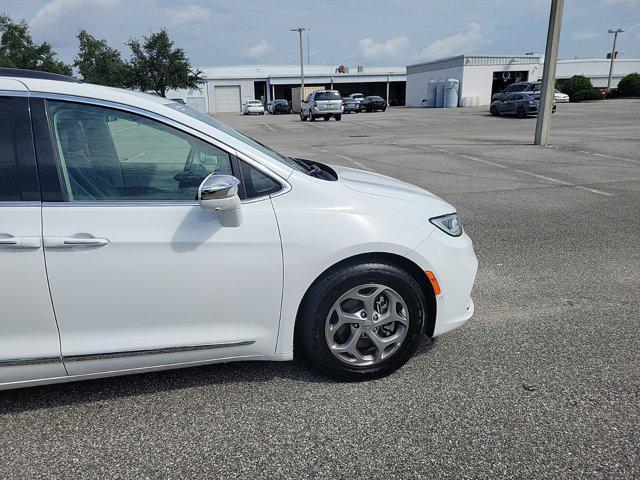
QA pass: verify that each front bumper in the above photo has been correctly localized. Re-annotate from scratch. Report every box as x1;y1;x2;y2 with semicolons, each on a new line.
406;228;478;337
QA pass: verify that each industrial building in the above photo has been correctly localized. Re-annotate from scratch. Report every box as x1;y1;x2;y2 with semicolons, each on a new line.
406;54;640;107
556;58;640;88
405;54;543;107
167;64;406;114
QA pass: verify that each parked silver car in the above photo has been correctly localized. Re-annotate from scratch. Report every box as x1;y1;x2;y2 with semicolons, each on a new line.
300;90;344;121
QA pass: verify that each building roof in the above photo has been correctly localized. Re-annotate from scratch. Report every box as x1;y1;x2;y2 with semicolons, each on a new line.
199;64;406;80
407;54;542;72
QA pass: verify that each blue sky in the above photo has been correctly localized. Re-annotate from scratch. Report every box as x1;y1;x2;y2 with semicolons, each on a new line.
2;0;639;68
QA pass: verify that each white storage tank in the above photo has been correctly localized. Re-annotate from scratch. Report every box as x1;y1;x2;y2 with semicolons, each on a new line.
435;78;445;108
426;79;437;108
444;78;459;108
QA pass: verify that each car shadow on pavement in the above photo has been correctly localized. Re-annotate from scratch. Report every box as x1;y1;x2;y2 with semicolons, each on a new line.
0;337;438;414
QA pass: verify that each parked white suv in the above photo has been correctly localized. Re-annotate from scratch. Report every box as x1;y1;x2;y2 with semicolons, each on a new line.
0;69;477;390
242;99;264;115
300;90;344;121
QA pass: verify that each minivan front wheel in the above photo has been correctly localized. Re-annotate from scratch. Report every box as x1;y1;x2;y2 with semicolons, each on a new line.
297;260;426;380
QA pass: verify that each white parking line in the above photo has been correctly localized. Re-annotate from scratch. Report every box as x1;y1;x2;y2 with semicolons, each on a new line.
261;123;276;132
303;144;374;172
576;150;640;165
431;147;614;197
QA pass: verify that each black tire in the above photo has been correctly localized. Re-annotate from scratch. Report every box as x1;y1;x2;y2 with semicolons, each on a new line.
310;112;316;121
296;260;426;381
516;107;526;118
335;114;342;121
490;106;499;116
323;115;330;121
299;112;306;121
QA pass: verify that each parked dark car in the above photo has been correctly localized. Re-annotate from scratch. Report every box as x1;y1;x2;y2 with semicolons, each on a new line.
491;82;541;102
360;96;387;112
490;92;556;118
268;99;291;114
342;97;360;113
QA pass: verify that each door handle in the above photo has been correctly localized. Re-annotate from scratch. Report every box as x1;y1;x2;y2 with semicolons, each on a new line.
44;236;110;248
0;235;42;249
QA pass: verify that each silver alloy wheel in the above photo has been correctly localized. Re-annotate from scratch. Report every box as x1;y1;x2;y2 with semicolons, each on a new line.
325;283;409;366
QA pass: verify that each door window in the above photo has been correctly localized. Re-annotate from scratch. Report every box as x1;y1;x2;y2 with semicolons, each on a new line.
46;101;232;202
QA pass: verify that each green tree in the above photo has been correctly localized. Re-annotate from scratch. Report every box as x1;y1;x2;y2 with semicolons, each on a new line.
617;72;640;97
126;29;203;97
0;14;72;75
560;75;594;102
74;29;128;86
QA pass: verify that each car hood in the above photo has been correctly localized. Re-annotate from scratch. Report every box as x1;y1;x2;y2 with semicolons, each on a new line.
331;165;454;214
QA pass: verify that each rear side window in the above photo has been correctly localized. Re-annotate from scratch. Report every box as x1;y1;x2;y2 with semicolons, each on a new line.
0;97;38;201
315;91;341;101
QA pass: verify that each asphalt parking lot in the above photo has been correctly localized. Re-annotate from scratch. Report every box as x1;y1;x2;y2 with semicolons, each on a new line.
2;100;639;479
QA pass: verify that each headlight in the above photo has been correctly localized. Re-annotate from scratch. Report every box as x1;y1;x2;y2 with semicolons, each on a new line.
429;213;462;237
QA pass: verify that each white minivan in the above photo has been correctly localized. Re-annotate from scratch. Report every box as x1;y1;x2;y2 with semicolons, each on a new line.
0;69;477;390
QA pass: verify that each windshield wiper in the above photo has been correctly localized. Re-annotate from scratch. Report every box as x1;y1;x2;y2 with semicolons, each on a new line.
290;157;324;177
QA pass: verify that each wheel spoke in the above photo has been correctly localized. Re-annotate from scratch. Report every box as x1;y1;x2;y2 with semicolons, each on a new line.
330;308;361;331
353;285;383;314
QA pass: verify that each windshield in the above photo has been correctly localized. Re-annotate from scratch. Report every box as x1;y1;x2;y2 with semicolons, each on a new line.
530;84;542;91
315;91;341;101
274;100;288;104
167;103;304;173
247;101;262;105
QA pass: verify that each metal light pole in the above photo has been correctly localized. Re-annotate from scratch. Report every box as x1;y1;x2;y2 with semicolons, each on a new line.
291;27;306;101
534;0;564;146
606;28;624;93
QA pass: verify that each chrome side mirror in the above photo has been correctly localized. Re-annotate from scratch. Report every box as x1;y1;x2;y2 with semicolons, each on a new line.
198;174;243;227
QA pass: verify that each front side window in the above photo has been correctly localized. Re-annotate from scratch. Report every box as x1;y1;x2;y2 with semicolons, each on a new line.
46;101;232;202
167;102;305;173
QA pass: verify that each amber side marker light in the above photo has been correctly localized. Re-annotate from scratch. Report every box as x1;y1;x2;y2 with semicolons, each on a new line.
424;270;441;296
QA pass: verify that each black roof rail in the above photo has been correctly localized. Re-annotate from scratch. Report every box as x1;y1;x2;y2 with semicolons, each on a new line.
0;68;81;83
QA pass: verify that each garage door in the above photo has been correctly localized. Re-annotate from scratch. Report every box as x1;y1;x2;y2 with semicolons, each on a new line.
214;86;241;113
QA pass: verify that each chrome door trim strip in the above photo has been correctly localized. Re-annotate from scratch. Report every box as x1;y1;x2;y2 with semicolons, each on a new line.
63;340;256;363
0;356;61;367
0;90;29;97
0;201;41;207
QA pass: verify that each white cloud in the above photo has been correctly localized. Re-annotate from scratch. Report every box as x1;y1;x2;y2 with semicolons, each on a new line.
31;0;121;32
600;0;639;4
573;31;601;41
165;5;211;27
357;37;409;60
245;41;274;60
416;23;483;61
